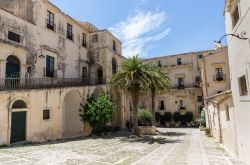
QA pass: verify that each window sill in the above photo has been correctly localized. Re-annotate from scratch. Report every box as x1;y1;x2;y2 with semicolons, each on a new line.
239;96;250;102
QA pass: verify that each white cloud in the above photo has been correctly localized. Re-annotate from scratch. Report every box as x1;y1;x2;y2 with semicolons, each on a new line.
109;11;170;57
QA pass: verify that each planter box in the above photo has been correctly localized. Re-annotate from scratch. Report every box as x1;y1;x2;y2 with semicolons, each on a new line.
138;126;156;135
165;122;171;127
175;122;181;127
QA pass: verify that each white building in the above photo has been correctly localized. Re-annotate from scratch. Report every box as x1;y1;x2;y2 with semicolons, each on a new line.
224;0;250;163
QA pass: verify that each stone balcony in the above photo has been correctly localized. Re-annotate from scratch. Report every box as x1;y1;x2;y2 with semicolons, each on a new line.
0;78;106;91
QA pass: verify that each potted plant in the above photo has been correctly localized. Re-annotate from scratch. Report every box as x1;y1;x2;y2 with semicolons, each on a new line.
173;112;181;127
138;108;156;135
164;112;172;127
186;112;194;127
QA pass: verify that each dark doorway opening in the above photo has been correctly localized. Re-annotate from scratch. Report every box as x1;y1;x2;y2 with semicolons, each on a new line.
97;67;103;84
11;111;26;144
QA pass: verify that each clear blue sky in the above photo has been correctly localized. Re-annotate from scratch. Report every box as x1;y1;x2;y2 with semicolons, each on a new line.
49;0;226;58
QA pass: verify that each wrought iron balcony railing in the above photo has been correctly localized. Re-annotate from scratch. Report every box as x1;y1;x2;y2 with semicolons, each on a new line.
0;78;106;91
213;74;226;81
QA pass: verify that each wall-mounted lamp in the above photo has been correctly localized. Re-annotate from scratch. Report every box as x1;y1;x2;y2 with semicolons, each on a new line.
214;31;248;49
34;49;45;63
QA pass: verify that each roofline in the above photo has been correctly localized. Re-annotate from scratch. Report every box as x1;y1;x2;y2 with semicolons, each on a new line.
47;1;94;32
144;47;227;61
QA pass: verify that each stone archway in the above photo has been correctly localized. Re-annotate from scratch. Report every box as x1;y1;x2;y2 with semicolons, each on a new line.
10;100;27;144
62;90;83;138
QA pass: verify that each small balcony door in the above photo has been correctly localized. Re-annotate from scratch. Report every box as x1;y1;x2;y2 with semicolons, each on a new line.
46;55;55;78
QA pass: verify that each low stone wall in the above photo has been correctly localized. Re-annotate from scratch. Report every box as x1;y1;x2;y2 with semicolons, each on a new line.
138;126;156;135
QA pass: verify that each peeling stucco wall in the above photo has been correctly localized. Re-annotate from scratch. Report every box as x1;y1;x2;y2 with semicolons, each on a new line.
0;0;34;24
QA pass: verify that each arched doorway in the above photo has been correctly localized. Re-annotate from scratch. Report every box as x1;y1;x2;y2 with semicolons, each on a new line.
10;100;27;144
112;58;118;75
6;55;20;78
62;90;83;138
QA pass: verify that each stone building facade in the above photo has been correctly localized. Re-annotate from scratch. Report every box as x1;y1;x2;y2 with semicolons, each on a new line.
0;0;128;145
137;50;213;126
224;0;250;163
198;47;238;156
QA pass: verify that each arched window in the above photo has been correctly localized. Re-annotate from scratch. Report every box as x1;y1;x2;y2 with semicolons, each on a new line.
12;100;27;109
112;58;117;75
6;55;20;78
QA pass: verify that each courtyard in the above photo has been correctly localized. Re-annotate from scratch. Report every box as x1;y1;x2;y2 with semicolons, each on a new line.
0;128;242;165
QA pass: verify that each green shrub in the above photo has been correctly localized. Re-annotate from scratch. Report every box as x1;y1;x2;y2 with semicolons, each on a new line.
186;112;194;123
79;95;116;134
138;108;153;126
173;112;181;122
163;112;172;122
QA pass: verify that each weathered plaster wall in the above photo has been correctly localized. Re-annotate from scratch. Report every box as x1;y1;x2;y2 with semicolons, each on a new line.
0;0;34;23
224;0;250;163
0;85;107;145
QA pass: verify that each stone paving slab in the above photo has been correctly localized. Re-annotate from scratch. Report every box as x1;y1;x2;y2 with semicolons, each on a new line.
0;128;243;165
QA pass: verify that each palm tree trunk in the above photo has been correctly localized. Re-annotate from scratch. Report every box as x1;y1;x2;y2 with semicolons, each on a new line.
132;83;140;134
151;88;156;126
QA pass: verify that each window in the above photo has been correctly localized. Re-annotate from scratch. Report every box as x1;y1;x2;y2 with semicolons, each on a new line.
46;55;55;78
232;5;239;28
67;23;73;40
177;58;182;65
8;31;20;43
140;101;145;108
238;75;248;96
195;76;201;83
225;105;230;121
82;33;87;47
197;96;203;102
159;100;165;110
197;54;203;59
43;109;50;120
12;100;27;109
47;10;55;31
93;34;98;42
157;61;162;67
179;100;185;110
178;77;184;88
112;58;117;74
113;40;116;51
82;67;88;78
215;68;224;81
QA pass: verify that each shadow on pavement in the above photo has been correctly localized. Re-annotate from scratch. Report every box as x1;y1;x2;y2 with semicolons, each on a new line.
156;130;188;137
1;129;188;149
120;135;181;144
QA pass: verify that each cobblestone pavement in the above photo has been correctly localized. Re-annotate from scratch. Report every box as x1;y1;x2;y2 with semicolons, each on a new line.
0;128;243;165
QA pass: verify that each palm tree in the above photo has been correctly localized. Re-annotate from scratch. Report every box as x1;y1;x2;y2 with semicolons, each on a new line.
110;56;155;132
109;56;170;132
147;65;170;126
